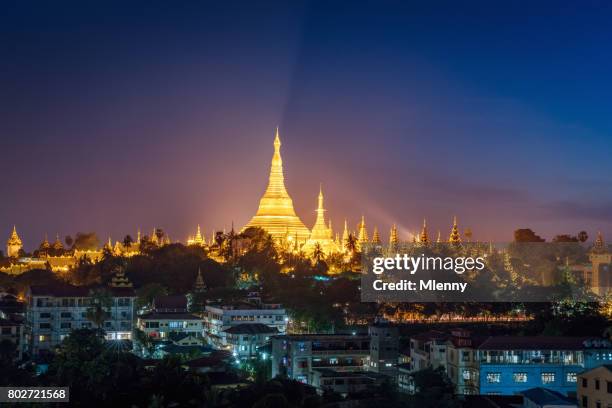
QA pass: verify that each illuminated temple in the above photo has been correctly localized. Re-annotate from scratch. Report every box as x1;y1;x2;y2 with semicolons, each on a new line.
242;128;311;243
302;185;340;255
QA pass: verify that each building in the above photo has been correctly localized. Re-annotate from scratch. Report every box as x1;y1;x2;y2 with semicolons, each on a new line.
520;387;577;408
408;330;449;372
271;334;371;384
311;368;389;396
6;226;23;258
137;312;202;340
0;313;24;361
223;323;278;359
204;301;287;348
368;322;400;377
26;283;136;356
478;336;612;396
447;328;484;395
577;365;612;408
241;128;311;243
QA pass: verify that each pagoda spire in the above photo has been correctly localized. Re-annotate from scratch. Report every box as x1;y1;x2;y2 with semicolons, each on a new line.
592;231;606;254
53;233;64;250
448;216;462;245
372;226;381;244
358;216;369;245
242;128;310;242
137;228;141;243
6;226;23;258
194;266;207;292
436;230;441;243
303;184;339;255
389;224;399;250
419;219;429;245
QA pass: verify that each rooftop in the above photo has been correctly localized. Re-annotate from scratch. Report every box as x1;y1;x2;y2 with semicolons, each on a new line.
224;323;278;335
140;312;201;321
29;283;135;297
520;387;576;406
478;336;609;350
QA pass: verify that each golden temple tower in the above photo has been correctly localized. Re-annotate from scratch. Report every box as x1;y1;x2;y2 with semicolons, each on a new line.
303;185;339;255
53;233;64;250
389;224;399;251
419;219;429;245
242;128;310;242
357;216;369;247
372;226;381;244
448;216;462;244
342;219;350;251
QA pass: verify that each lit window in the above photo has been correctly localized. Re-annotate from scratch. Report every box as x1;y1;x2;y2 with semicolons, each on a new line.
513;373;527;383
486;373;501;383
542;373;555;384
566;373;577;383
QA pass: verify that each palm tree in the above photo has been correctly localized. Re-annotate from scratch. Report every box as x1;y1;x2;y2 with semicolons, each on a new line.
86;288;112;335
312;243;324;264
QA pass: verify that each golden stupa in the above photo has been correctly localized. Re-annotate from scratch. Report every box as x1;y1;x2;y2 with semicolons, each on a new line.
302;185;340;255
242;128;310;243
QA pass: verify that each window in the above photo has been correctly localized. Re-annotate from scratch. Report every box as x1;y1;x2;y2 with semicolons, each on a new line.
541;373;555;384
462;351;470;362
1;327;12;335
39;312;51;318
39;323;51;329
567;373;577;383
60;322;71;329
38;335;48;342
60;312;71;318
607;381;612;393
513;373;527;383
581;396;587;407
595;379;600;390
486;373;501;383
583;378;588;388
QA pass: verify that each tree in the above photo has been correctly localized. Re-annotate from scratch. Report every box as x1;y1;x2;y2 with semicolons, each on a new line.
123;235;133;249
135;283;168;310
411;367;459;408
64;235;73;248
86;288;112;333
514;229;545;242
73;232;100;250
578;231;589;243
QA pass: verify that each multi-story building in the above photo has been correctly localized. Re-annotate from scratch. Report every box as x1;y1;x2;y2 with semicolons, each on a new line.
271;334;370;384
26;283;136;356
408;330;449;372
223;323;278;359
447;328;484;395
477;337;612;396
0;313;24;360
577;365;612;408
204;301;287;347
368;322;399;377
311;368;389;396
137;312;203;339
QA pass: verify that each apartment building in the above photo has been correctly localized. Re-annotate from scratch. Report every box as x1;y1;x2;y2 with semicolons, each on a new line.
26;284;136;356
577;365;612;408
204;301;287;347
271;334;371;384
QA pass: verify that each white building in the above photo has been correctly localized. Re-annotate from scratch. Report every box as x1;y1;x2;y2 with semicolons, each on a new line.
137;312;203;340
223;323;278;359
204;301;287;347
26;284;136;356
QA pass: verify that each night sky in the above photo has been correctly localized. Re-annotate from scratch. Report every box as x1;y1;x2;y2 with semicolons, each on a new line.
2;1;612;250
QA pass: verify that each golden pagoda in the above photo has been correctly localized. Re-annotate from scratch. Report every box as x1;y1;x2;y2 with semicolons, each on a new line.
419;219;429;245
52;233;64;251
448;216;462;244
357;216;369;249
389;224;399;247
372;226;381;244
242;128;310;243
302;185;339;255
341;219;350;252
